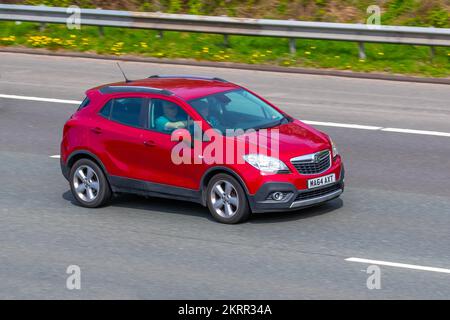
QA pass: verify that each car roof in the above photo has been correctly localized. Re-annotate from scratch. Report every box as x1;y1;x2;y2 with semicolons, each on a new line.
90;76;241;101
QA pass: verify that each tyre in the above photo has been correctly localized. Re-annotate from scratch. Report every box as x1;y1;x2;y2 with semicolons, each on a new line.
206;173;251;224
69;158;112;208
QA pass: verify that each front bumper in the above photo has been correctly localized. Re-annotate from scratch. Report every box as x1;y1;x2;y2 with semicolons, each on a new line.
248;166;345;213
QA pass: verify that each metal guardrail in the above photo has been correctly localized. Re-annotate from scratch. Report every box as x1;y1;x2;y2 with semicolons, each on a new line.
1;4;449;58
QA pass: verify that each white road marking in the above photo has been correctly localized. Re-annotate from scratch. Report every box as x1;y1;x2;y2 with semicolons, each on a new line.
302;120;382;131
381;128;450;137
346;257;450;274
49;155;61;159
2;93;450;138
0;94;81;105
302;120;450;138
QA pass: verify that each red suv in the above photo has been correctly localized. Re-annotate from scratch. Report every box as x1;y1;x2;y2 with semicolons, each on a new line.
61;75;344;223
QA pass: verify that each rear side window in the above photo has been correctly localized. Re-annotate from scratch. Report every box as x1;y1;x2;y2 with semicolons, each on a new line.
99;97;148;128
99;100;112;118
77;97;90;111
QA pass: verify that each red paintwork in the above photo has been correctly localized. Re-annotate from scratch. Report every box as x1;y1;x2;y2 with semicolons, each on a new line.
61;78;343;195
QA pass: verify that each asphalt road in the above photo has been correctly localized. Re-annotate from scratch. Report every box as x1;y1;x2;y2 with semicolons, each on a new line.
1;52;450;299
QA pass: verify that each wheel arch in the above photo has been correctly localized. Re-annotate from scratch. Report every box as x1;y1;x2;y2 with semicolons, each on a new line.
66;150;110;184
200;167;250;206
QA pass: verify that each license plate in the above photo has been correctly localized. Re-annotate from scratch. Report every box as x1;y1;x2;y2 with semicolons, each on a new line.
308;174;336;189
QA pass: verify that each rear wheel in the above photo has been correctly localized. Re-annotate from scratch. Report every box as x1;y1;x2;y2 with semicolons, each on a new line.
69;158;111;208
206;174;251;224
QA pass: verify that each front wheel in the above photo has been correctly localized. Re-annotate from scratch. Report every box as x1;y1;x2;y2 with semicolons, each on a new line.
206;174;251;224
69;158;111;208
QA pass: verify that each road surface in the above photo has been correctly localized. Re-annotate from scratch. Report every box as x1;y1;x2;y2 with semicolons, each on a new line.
1;52;450;299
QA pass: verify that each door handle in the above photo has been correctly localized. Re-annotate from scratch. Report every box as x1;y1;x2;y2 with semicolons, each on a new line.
90;127;102;134
144;140;156;147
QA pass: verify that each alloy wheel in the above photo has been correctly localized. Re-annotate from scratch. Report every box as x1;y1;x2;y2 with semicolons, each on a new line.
210;180;239;218
73;165;100;202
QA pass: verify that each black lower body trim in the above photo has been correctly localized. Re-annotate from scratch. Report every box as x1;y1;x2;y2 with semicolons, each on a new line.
109;176;203;204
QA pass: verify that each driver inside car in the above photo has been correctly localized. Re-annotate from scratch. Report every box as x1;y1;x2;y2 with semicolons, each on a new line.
155;100;188;133
194;100;220;128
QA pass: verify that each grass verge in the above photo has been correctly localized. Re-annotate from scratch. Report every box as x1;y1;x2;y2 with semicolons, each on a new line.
1;21;449;77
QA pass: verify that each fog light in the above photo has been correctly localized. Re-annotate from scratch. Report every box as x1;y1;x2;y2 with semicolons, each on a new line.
272;192;285;201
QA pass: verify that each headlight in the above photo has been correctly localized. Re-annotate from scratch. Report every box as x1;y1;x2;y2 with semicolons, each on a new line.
243;154;289;174
330;138;339;158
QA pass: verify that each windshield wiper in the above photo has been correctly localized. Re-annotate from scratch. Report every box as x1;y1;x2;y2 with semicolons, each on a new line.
253;115;289;131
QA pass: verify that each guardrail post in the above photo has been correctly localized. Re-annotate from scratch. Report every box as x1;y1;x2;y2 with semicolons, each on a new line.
289;38;296;54
358;42;366;59
223;34;229;47
430;46;436;61
98;26;104;37
39;22;46;32
157;30;163;39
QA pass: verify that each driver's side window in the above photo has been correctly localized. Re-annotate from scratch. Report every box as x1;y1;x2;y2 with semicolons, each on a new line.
149;98;189;134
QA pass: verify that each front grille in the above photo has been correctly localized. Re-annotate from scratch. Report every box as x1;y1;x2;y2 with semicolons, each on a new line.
291;150;331;175
295;183;341;202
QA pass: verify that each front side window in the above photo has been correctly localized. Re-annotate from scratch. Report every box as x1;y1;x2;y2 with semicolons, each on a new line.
189;89;288;134
150;98;189;134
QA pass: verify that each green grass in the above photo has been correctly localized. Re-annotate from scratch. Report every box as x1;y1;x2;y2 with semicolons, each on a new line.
1;21;449;77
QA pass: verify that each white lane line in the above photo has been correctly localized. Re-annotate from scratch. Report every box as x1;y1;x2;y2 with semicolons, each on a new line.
0;94;81;105
346;257;450;274
302;120;450;138
2;93;450;138
302;120;382;131
381;127;450;137
49;155;61;159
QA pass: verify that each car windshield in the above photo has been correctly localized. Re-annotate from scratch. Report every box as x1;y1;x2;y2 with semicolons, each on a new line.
188;88;289;135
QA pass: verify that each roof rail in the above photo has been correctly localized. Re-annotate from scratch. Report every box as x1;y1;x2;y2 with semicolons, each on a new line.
99;85;174;95
148;75;228;82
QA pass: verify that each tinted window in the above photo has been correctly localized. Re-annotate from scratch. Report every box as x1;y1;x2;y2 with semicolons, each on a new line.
150;99;188;134
189;89;286;133
78;97;90;111
99;100;112;118
223;90;266;117
110;97;147;128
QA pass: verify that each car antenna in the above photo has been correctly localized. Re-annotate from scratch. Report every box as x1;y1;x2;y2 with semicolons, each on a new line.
116;62;131;83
